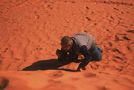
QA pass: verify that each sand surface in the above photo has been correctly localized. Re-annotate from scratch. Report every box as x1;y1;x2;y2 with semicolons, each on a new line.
0;0;134;90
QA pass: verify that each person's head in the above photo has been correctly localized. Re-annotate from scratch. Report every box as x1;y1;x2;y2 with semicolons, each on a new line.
61;36;73;51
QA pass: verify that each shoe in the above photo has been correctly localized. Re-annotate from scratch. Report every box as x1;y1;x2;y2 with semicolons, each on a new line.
81;66;86;70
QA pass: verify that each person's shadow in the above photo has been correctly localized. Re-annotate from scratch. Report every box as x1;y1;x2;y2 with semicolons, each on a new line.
22;59;82;72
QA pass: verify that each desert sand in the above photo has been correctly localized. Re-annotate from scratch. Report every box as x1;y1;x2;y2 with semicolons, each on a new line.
0;0;134;90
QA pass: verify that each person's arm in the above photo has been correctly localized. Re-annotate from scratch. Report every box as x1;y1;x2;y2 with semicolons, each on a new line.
67;50;78;61
56;48;70;63
77;45;92;71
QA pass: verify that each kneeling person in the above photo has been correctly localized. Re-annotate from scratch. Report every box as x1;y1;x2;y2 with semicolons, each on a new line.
56;32;102;71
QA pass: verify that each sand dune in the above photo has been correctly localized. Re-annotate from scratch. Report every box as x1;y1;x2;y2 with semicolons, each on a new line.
0;0;134;90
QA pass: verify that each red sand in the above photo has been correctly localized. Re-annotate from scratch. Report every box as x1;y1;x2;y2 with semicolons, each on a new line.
0;0;134;90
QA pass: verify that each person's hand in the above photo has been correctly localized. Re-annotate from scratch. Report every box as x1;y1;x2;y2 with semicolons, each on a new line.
56;49;61;57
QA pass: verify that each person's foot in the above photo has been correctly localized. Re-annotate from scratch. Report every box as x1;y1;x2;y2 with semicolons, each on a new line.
81;66;86;70
76;66;86;71
76;66;81;72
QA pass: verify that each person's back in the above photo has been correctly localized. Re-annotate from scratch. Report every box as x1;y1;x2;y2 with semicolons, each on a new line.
72;32;96;50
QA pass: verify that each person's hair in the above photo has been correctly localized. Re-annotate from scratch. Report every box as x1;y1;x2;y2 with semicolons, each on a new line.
61;36;73;46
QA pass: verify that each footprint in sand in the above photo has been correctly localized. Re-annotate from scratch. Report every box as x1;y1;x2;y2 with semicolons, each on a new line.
3;48;8;53
113;55;124;61
0;60;2;65
47;79;61;83
64;0;76;3
71;77;79;81
98;86;107;90
0;54;3;64
47;4;53;10
113;7;119;11
113;77;134;88
108;42;112;47
45;82;76;90
0;77;9;90
127;46;132;52
83;73;96;78
49;71;64;78
115;34;130;41
112;48;124;55
92;0;133;6
90;63;100;70
127;30;134;34
85;16;91;21
85;6;89;10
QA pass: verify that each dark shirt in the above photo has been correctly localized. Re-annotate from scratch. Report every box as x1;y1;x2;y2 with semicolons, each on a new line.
71;38;92;67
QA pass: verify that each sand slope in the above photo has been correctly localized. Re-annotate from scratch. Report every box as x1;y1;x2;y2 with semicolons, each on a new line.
0;0;134;90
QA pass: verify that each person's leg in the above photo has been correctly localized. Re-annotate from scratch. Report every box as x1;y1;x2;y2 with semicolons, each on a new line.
77;59;90;69
76;51;93;71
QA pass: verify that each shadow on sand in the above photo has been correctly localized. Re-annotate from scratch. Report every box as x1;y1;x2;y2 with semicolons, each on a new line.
22;59;82;72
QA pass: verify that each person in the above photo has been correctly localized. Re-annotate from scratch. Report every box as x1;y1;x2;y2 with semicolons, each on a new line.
56;32;102;71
